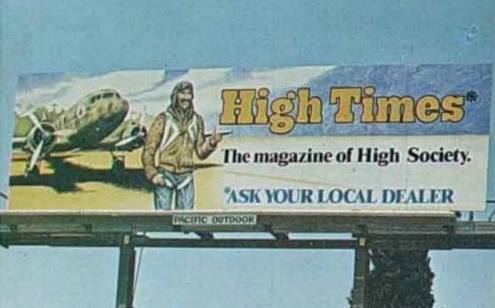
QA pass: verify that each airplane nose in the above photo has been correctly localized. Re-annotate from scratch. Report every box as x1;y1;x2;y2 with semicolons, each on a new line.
111;98;129;116
121;99;130;114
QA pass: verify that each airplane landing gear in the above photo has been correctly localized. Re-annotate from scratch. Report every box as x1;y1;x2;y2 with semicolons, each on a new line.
111;152;126;173
25;163;40;180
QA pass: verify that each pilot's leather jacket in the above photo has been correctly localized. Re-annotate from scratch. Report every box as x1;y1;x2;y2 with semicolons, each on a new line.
142;105;215;181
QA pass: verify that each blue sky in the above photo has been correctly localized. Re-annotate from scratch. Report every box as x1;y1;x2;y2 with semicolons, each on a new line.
1;1;495;307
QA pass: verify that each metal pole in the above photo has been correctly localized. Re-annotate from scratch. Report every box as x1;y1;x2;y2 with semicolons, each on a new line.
116;234;136;308
351;237;369;308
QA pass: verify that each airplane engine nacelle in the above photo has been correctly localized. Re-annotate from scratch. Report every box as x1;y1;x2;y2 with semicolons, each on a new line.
25;123;57;154
116;121;147;151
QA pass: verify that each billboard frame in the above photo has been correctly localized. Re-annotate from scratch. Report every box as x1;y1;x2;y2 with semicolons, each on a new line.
2;211;495;308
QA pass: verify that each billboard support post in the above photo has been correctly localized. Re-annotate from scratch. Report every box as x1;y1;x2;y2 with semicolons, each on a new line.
351;237;369;308
116;234;136;308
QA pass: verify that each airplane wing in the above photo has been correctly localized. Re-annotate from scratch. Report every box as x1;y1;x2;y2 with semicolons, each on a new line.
12;137;27;149
95;118;147;152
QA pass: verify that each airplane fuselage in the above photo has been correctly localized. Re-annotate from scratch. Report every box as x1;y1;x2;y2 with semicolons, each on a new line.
51;89;129;151
13;89;132;175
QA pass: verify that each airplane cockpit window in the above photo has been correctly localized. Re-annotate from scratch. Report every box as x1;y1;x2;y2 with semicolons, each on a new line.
102;92;115;99
89;92;119;104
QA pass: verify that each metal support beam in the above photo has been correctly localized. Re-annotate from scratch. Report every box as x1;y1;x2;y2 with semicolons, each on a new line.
133;236;358;249
351;238;369;308
195;231;214;240
116;234;136;308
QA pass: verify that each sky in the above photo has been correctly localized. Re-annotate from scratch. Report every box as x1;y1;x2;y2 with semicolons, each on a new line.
1;1;495;307
13;67;332;123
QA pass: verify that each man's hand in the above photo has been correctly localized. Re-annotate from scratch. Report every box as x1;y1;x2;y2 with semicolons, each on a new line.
208;129;223;148
151;174;167;186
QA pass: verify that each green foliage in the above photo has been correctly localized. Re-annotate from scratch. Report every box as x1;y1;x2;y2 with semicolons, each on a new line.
349;249;435;308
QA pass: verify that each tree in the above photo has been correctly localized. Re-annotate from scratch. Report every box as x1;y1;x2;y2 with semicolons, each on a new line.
349;249;435;308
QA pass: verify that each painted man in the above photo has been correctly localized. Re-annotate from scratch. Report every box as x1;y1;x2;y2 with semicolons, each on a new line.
142;81;222;210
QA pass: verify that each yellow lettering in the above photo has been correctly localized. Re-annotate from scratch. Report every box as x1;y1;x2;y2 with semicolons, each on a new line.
376;96;415;123
254;88;269;124
416;95;440;123
330;87;361;123
269;91;295;134
296;88;322;124
361;86;375;123
220;89;255;124
441;95;465;122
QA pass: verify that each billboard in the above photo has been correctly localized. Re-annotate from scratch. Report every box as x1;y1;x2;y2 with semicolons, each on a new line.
7;64;492;212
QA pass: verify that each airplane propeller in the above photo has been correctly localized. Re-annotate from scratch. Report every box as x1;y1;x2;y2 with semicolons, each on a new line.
27;111;45;132
29;139;45;172
137;106;147;138
139;106;146;131
25;110;65;138
23;110;58;173
115;106;147;149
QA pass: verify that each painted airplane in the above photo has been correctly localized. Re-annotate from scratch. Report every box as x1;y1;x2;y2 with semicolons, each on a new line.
12;89;147;177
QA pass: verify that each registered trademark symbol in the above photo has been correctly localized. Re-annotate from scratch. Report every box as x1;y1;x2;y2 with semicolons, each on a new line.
466;90;478;102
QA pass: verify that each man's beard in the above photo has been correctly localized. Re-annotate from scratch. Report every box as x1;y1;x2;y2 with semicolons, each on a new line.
176;100;193;119
180;100;191;108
